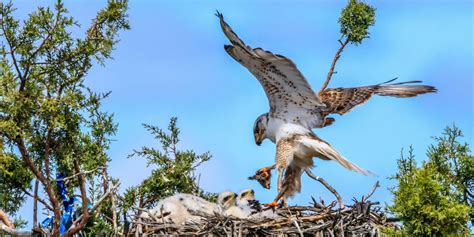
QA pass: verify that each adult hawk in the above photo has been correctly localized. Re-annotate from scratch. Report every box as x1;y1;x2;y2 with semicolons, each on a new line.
217;12;436;205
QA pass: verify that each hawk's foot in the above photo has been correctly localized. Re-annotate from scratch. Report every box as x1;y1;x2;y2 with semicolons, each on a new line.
323;117;335;127
263;201;278;208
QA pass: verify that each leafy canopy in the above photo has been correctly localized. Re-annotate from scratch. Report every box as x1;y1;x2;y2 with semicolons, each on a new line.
389;126;472;235
0;0;129;235
339;0;376;45
121;117;217;212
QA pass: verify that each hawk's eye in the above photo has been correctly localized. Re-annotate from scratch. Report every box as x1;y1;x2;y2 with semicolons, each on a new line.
223;196;230;202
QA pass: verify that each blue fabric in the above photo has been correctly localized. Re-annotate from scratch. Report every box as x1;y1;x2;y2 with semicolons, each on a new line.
57;173;77;235
41;173;90;235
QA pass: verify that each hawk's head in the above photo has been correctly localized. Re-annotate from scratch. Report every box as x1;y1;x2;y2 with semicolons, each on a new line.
253;113;269;146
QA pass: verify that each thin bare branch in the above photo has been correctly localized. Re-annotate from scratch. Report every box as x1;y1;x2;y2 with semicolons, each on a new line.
305;169;345;209
362;181;380;202
21;186;53;211
319;37;350;94
56;166;104;182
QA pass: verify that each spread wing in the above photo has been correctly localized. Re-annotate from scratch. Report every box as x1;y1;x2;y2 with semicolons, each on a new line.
321;79;437;115
217;12;325;127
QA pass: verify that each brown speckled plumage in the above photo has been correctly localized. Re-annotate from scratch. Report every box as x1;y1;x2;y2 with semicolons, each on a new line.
321;80;437;116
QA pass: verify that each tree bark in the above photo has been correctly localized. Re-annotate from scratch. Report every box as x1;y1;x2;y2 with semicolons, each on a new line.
319;38;350;94
102;167;118;235
64;159;90;236
33;179;39;227
14;135;62;236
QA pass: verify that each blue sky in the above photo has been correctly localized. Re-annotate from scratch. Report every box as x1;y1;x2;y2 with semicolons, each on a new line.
13;0;473;227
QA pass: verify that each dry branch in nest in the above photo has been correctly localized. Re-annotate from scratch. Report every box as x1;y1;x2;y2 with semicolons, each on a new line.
129;181;398;236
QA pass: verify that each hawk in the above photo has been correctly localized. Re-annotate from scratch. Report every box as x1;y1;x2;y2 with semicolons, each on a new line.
217;12;436;206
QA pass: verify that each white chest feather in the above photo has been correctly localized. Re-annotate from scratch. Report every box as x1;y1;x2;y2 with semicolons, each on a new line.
265;118;311;143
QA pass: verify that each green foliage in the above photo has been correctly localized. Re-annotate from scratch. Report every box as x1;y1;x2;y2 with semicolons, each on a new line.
0;144;32;214
389;126;472;235
427;125;473;209
339;0;376;45
121;117;216;211
0;0;129;234
12;217;28;229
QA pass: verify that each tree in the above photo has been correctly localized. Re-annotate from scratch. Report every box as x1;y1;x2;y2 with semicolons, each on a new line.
389;126;472;235
0;0;129;236
319;0;375;93
121;118;217;219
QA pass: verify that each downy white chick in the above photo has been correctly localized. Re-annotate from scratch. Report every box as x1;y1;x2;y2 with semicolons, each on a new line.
237;189;257;217
236;189;279;220
167;193;221;217
141;193;220;226
218;191;247;219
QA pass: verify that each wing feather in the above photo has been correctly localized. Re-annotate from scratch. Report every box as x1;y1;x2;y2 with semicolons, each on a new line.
321;79;437;115
217;12;324;127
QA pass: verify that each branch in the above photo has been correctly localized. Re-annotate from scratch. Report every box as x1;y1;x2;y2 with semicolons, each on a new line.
362;181;380;202
67;182;120;234
102;167;118;235
304;169;345;209
65;159;91;236
28;6;61;58
319;37;350;94
56;166;104;182
23;5;62;82
21;187;53;211
14;135;61;235
33;178;39;227
0;15;24;88
44;128;52;180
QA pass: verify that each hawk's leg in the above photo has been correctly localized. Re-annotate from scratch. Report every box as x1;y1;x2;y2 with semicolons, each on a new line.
264;139;293;208
264;185;289;208
277;167;285;193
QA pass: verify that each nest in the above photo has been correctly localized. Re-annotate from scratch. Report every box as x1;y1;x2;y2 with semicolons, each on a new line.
129;183;398;236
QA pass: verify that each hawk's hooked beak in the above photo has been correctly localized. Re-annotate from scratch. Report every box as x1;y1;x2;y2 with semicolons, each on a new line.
254;133;263;146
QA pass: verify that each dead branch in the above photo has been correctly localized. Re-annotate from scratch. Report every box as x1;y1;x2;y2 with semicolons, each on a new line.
305;169;345;208
57;166;104;182
20;187;53;211
363;181;380;202
319;38;350;94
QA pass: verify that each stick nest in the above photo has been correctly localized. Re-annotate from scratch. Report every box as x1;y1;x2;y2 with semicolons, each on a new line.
129;187;398;236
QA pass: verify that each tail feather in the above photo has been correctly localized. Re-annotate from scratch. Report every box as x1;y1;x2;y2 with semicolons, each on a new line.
375;80;437;98
298;135;374;176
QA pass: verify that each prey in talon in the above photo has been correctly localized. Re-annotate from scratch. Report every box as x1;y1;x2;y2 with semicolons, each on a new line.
248;165;274;189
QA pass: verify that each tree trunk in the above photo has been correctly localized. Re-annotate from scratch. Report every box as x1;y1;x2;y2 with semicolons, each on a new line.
33;179;39;227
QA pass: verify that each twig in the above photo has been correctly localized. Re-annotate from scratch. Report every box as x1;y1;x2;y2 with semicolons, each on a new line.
305;169;345;209
69;182;120;228
56;166;104;182
362;181;380;202
319;37;350;94
21;187;53;211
